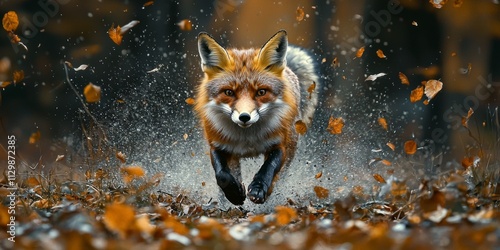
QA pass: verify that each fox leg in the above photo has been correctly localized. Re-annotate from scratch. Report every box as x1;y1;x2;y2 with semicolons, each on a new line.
210;148;246;205
247;147;286;204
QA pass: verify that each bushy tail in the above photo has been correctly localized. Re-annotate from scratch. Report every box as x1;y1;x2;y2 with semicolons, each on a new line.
286;46;320;127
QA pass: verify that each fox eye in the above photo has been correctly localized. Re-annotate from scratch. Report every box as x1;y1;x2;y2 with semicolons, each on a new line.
224;89;234;96
256;89;267;96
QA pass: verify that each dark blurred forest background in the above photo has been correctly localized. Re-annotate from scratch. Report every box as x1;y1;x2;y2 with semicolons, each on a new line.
0;0;499;172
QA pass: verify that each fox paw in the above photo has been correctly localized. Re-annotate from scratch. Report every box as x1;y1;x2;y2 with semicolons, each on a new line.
216;171;246;205
248;180;269;204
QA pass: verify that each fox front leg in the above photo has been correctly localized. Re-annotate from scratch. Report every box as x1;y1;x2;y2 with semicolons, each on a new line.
210;149;246;205
248;147;284;204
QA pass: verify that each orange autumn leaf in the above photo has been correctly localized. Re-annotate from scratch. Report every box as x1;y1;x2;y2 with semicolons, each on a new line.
404;140;417;155
143;1;154;7
26;176;40;187
381;159;392;166
461;108;474;128
108;24;123;45
307;82;316;99
356;46;365;58
274;206;297;226
424;79;443;101
83;83;101;103
134;215;155;236
376;49;386;59
410;86;424;103
386;142;396;151
120;166;145;183
2;11;19;32
29;131;41;144
13;70;24;84
327;116;344;134
164;216;190;235
315;171;322;179
313;186;329;199
461;156;475;169
399;72;410;85
378;117;388;131
294;120;307;135
116;151;127;163
185;97;195;105
103;203;136;238
1;81;11;88
177;19;192;31
296;7;305;21
373;173;386;184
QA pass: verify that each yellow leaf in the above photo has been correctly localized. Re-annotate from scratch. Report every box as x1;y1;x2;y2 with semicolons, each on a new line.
29;131;41;144
274;206;297;226
103;203;136;238
120;166;145;184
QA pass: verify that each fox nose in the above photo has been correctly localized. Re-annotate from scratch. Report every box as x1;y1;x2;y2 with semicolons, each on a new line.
239;113;251;123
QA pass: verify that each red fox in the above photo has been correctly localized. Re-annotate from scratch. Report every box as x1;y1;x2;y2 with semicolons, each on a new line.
194;30;319;205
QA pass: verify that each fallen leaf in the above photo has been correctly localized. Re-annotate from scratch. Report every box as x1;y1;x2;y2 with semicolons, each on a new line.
296;7;305;21
135;215;155;236
404;140;417;155
108;24;123;45
356;46;365;58
12;70;24;84
327;116;344;134
410;86;424;103
29;131;41;144
177;19;192;31
424;79;443;100
376;49;386;59
398;72;410;85
378;117;388;131
275;206;298;225
365;73;386;81
26;176;40;187
103;203;136;238
83;83;101;103
295;120;307;135
2;11;19;32
313;186;329;199
164;216;190;235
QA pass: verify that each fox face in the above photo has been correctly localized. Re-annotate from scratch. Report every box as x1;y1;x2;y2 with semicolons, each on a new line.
196;31;300;156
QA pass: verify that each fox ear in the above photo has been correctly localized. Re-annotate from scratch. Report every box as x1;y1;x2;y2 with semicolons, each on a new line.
258;30;288;72
198;32;230;72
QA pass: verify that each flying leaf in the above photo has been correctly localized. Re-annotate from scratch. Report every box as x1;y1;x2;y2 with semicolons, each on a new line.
356;46;365;58
294;120;307;135
332;57;340;68
386;142;395;151
307;82;316;99
29;131;41;144
73;64;89;71
424;79;443;100
116;151;127;163
120;166;145;184
120;20;140;34
55;155;65;162
365;73;386;81
13;70;24;84
83;83;101;103
185;98;195;105
108;24;123;45
2;11;19;32
327;116;344;134
376;49;386;59
313;186;329;199
398;72;410;85
429;0;448;8
143;1;154;7
1;81;11;88
378;117;388;131
410;86;424;103
411;21;418;26
461;108;474;128
296;7;305;21
373;173;386;184
177;19;192;31
404;140;417;155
